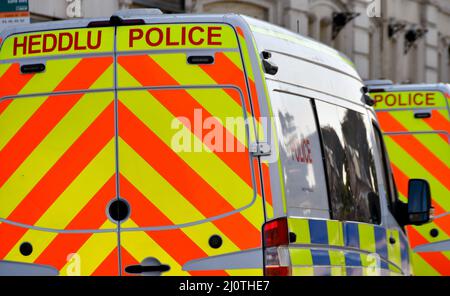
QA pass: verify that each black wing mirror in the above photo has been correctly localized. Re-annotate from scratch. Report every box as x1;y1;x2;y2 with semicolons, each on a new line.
407;179;432;225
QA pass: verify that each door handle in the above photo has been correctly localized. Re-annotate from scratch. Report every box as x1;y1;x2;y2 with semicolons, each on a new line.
125;264;170;274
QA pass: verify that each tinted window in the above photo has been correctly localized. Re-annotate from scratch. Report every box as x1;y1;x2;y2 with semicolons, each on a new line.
271;91;329;218
373;124;398;212
316;101;381;224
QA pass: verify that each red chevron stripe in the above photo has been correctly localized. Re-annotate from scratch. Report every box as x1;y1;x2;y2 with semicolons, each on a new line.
199;52;261;120
407;228;450;275
390;164;449;238
0;63;35;99
0;103;115;259
423;110;450;142
0;99;12;116
34;177;116;269
119;102;261;249
236;26;245;38
391;164;447;215
0;57;112;189
92;247;120;276
117;56;254;183
378;112;450;191
261;162;273;207
117;248;140;276
120;176;228;276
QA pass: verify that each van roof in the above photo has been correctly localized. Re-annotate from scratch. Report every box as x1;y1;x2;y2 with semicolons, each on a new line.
367;82;450;94
0;12;358;80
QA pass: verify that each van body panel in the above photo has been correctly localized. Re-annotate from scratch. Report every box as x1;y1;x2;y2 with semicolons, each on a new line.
0;13;413;276
370;84;450;276
287;217;408;275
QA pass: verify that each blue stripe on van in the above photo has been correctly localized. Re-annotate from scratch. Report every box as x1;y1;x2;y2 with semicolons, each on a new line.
344;223;360;248
311;249;331;266
374;226;388;260
345;252;363;276
309;219;328;244
380;259;389;270
344;252;361;267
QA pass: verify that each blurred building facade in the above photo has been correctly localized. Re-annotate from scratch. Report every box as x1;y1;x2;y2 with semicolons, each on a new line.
28;0;450;83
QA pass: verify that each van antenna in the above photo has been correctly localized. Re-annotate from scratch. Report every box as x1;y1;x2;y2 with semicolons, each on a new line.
297;20;300;33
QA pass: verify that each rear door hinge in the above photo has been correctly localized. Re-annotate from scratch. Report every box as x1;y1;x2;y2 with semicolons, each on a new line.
250;142;271;157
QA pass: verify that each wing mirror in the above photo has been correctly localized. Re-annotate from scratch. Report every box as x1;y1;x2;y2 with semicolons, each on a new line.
407;179;432;225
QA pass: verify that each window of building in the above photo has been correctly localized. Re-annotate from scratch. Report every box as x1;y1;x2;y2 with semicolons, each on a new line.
316;101;381;224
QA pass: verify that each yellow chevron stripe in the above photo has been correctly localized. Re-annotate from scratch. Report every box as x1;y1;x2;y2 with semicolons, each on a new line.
149;54;264;140
0;90;114;219
119;90;270;229
0;96;46;151
4;140;116;262
438;109;449;119
384;137;448;208
236;35;255;82
60;221;118;276
0;63;9;78
223;51;244;71
185;88;248;147
389;110;448;134
398;193;450;261
410;251;440;276
411;134;450;163
119;140;240;256
389;111;449;157
18;59;80;95
120;220;189;276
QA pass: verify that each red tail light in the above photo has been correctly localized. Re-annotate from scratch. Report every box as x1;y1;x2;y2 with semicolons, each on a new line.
263;218;291;276
263;217;289;247
265;266;290;276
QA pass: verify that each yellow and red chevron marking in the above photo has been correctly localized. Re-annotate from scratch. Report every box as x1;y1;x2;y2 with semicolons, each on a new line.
116;88;266;274
114;49;270;274
117;53;272;207
0;56;120;275
376;111;450;275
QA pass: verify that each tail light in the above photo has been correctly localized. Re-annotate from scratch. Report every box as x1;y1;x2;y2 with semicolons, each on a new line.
263;218;291;276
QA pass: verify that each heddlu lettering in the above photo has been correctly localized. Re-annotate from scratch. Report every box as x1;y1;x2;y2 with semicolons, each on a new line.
13;30;102;56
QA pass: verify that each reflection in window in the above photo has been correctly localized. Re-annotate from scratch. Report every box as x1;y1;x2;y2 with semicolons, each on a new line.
316;101;381;224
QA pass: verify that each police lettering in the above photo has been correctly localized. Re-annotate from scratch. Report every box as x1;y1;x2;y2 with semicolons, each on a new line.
373;92;436;107
291;138;313;164
128;26;222;48
13;31;102;56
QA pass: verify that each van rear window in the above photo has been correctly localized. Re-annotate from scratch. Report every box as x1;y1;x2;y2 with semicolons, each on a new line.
270;91;330;218
316;101;381;224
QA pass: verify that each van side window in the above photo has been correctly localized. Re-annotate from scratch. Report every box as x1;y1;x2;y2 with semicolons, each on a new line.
271;91;330;218
372;123;399;212
316;101;381;224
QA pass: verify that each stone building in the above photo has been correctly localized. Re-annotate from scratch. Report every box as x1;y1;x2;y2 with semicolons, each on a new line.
26;0;450;83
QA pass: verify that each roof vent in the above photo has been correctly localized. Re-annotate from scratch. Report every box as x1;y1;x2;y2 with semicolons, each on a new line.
364;80;393;87
112;9;163;18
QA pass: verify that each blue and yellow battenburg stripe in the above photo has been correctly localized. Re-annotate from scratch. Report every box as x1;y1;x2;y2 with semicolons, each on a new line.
287;218;410;276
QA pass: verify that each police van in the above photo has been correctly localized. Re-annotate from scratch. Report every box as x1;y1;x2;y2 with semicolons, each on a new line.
0;9;431;276
367;81;450;276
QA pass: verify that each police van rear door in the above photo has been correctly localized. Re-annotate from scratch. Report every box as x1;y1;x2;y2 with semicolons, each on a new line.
373;89;450;275
0;26;119;275
115;23;266;275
